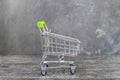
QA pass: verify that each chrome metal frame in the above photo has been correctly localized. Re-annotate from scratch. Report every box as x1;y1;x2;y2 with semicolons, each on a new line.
39;26;81;75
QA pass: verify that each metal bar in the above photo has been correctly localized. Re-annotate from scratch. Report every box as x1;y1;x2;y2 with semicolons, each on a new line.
39;26;81;74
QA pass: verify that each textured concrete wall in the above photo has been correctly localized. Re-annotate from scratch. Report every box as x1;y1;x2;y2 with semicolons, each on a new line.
1;0;120;55
0;0;6;55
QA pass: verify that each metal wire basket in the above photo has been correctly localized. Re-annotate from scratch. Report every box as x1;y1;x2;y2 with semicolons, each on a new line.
37;21;81;76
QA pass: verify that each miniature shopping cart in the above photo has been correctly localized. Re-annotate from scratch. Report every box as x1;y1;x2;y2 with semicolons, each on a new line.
37;21;81;76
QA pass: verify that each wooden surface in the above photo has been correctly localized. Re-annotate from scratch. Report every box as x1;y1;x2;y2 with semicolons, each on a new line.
0;55;120;80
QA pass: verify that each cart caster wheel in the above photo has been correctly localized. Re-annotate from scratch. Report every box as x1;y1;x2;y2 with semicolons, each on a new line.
70;69;76;75
69;64;76;75
41;63;48;76
41;70;47;76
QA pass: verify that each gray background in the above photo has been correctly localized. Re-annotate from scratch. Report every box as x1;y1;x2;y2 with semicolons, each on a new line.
0;0;120;55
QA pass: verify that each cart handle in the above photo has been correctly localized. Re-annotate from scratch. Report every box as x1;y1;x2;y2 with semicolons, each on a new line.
37;20;48;33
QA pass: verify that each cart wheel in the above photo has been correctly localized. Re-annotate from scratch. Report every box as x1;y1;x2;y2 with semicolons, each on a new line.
70;68;76;75
41;70;47;76
69;64;76;75
41;63;48;76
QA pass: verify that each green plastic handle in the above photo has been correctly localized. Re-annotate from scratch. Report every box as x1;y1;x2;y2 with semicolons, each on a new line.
37;21;47;29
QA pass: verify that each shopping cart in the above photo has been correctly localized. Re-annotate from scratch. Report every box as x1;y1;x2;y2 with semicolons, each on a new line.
37;21;81;76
